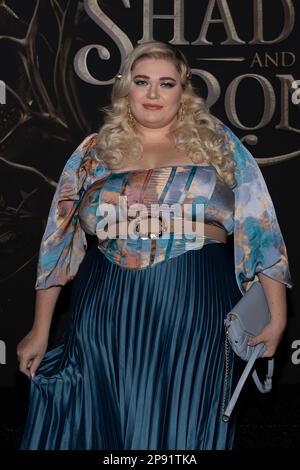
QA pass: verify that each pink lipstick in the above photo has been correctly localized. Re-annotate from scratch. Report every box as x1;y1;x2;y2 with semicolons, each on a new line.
143;104;163;110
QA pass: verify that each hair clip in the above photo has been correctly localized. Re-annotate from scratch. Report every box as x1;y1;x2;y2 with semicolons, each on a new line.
186;69;192;80
116;73;123;80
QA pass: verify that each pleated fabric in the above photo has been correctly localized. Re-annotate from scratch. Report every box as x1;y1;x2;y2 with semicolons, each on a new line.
20;238;242;450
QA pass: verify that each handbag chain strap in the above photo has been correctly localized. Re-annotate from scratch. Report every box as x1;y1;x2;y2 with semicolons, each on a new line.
221;325;231;417
221;325;274;422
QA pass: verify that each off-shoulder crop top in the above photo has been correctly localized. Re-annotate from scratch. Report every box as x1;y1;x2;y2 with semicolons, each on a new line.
34;122;292;294
78;165;232;267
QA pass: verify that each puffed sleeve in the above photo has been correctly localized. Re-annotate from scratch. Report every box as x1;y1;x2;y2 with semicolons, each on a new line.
222;124;293;294
35;133;104;290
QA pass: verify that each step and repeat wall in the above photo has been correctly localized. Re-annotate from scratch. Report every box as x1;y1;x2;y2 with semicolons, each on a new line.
0;0;299;386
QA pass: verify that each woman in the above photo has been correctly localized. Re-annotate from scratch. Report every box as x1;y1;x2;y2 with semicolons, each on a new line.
17;41;292;450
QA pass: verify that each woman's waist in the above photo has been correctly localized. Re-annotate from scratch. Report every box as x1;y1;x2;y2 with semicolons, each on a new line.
96;233;227;271
96;216;227;244
96;220;228;243
167;220;227;244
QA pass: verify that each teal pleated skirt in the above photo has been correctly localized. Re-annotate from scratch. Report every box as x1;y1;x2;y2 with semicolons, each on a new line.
20;238;242;450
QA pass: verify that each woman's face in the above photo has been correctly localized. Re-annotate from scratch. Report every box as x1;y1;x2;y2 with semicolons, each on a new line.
128;57;183;132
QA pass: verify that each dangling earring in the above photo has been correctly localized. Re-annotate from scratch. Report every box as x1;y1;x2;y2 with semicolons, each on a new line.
127;97;135;128
178;102;185;121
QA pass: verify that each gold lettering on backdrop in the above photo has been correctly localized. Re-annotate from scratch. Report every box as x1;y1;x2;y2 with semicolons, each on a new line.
225;75;276;130
138;0;188;44
191;70;221;108
276;75;300;134
73;0;299;165
74;0;133;85
224;73;300;166
250;52;296;68
191;0;245;46
249;0;295;44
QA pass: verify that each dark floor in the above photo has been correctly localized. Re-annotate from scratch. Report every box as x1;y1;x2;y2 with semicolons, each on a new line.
234;380;300;450
0;376;299;451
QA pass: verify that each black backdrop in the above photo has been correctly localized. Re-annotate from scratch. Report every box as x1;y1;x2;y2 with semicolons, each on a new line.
0;0;299;389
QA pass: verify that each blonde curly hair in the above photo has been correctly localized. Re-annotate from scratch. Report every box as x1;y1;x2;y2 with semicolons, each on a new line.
94;41;236;188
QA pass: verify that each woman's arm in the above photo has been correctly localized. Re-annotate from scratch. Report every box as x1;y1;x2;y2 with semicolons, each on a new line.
16;135;102;378
220;123;292;358
247;273;287;358
17;286;62;379
223;123;292;295
32;287;62;334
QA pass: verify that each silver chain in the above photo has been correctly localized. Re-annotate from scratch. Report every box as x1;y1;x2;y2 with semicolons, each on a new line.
221;326;231;418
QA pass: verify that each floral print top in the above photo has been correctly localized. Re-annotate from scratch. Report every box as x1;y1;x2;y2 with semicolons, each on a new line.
34;123;292;294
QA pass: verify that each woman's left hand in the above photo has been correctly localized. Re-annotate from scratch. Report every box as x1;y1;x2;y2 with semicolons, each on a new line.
247;319;287;358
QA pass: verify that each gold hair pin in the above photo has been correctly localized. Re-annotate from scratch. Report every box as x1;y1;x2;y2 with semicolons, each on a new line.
186;69;192;79
116;73;123;79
